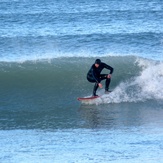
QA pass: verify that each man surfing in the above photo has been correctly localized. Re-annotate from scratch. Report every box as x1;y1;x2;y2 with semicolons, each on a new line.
87;59;114;97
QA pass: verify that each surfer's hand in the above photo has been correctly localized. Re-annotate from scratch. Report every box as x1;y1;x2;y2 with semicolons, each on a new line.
98;83;102;88
107;74;111;78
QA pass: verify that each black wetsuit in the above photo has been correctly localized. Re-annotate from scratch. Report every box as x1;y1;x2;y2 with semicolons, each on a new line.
87;62;114;96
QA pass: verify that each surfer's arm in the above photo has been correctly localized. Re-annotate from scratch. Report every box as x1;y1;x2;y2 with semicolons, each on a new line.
103;63;114;74
92;71;103;88
92;70;100;83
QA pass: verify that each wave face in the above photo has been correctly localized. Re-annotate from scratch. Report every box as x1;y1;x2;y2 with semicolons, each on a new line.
1;56;163;108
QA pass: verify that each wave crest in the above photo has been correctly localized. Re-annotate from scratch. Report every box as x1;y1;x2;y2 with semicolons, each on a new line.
101;59;163;104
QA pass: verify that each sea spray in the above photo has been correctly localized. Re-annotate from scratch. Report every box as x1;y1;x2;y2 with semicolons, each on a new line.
84;58;163;105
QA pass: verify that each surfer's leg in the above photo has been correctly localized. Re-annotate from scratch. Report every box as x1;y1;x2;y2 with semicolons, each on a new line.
93;82;99;96
105;78;111;91
87;76;99;96
100;74;111;91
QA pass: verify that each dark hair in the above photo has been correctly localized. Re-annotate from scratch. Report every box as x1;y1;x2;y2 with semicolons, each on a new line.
95;59;101;64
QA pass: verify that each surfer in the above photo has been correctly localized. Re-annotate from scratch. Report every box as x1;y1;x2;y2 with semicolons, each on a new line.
87;59;114;96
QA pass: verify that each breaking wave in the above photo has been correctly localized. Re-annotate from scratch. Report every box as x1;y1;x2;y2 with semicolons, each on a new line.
0;55;163;106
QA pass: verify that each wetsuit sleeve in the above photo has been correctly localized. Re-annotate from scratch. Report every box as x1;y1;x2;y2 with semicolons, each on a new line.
103;63;114;74
92;68;100;83
87;65;100;83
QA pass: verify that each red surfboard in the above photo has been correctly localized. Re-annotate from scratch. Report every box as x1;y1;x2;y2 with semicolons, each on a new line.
77;96;100;101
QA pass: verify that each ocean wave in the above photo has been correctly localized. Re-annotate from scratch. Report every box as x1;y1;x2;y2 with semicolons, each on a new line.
86;58;163;104
0;56;163;105
0;30;162;63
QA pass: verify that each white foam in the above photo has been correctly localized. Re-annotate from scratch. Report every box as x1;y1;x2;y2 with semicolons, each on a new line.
0;51;109;63
88;58;163;105
135;59;163;100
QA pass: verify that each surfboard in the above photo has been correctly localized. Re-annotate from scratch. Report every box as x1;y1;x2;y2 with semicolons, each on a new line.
77;91;112;102
77;96;100;101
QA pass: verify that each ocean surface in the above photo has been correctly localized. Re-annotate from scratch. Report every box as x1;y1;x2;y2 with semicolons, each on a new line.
0;0;163;162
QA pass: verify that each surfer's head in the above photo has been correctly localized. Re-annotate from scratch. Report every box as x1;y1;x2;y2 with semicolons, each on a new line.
95;59;101;67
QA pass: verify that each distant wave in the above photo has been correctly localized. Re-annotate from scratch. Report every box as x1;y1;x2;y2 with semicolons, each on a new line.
0;30;162;63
